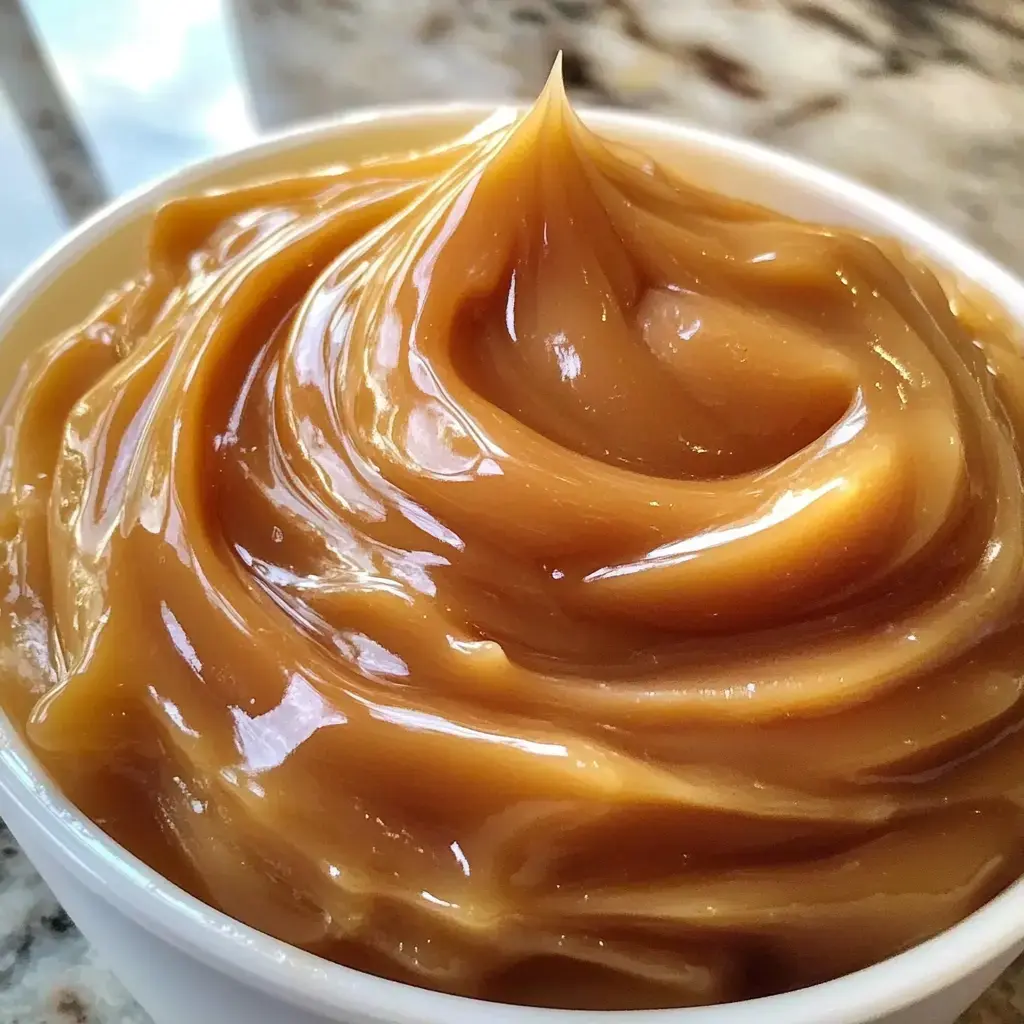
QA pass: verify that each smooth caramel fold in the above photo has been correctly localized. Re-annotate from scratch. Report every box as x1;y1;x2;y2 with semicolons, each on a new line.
2;71;1024;1008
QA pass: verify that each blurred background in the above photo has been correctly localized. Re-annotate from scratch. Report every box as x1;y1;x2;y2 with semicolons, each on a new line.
0;2;1023;1022
0;0;1022;292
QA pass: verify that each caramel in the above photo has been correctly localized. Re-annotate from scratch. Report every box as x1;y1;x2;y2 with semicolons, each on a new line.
2;71;1024;1009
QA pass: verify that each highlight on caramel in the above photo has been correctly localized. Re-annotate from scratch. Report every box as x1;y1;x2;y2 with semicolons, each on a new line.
1;64;1024;1009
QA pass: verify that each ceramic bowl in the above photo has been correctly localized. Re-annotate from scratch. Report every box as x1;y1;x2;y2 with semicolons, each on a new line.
1;105;1023;1024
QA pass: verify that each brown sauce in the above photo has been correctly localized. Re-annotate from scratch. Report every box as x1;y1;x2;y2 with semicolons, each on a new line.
2;69;1024;1009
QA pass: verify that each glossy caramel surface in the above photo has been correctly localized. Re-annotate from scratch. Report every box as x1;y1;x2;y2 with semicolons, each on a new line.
2;76;1024;1009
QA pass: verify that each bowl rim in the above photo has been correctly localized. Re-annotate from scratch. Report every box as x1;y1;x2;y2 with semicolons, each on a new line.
1;101;1024;1024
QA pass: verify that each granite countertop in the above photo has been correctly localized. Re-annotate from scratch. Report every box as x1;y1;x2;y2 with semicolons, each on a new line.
0;1;1023;1022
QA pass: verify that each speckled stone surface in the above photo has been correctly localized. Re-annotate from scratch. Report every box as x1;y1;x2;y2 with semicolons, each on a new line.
1;1;1024;1022
0;825;146;1024
230;0;1024;274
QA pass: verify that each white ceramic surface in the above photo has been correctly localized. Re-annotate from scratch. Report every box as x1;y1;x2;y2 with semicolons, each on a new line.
1;105;1023;1024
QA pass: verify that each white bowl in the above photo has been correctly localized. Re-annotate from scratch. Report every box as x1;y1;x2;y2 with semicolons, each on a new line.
1;104;1023;1024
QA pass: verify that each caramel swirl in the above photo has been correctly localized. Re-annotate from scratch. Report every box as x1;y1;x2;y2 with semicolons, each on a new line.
3;73;1024;1009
